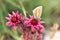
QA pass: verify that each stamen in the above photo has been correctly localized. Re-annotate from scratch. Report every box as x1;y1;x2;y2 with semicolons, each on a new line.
12;17;18;23
31;19;38;25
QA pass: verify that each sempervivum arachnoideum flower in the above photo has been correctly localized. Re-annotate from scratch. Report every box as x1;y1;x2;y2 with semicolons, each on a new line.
24;16;44;32
6;11;22;30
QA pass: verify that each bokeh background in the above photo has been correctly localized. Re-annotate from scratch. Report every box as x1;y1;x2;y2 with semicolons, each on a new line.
0;0;60;40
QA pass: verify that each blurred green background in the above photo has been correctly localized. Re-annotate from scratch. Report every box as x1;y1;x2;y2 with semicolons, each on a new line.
0;0;60;40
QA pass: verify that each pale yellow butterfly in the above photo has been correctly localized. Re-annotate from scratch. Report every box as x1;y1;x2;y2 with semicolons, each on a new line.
33;6;42;19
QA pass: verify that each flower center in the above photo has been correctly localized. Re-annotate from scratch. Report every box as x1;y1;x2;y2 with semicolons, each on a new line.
12;17;18;23
31;19;38;25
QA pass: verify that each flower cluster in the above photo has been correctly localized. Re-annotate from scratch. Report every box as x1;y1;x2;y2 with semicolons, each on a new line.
22;16;44;40
6;6;44;40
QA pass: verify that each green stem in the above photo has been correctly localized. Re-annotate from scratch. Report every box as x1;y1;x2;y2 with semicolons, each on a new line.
0;35;4;40
19;1;27;17
7;29;19;40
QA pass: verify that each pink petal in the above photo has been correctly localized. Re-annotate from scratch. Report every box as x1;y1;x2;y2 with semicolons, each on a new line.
26;22;31;27
39;25;44;33
31;26;36;32
37;34;42;40
12;11;16;16
8;14;12;17
23;33;28;40
5;17;10;20
30;16;34;19
24;17;29;20
13;23;17;26
13;26;18;30
6;22;12;26
12;11;15;15
35;25;39;30
16;11;19;15
24;21;30;27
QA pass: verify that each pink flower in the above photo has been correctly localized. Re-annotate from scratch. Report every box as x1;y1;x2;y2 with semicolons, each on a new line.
6;11;22;30
23;32;31;40
37;34;42;40
23;33;28;40
24;16;44;32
